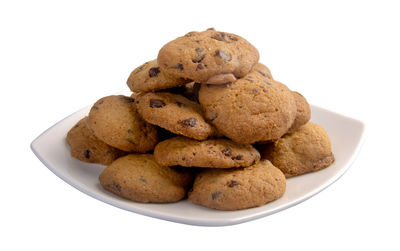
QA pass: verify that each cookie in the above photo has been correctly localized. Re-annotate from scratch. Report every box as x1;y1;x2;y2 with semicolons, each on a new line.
287;91;311;133
252;62;273;80
87;95;158;152
198;71;297;144
66;117;125;165
135;92;217;140
127;59;190;92
188;160;286;210
260;122;335;177
99;154;194;203
158;28;259;84
154;136;260;168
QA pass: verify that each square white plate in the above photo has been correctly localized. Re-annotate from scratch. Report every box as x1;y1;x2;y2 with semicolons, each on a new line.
31;99;365;226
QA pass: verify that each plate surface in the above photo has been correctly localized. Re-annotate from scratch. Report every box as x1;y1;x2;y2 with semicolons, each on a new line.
31;99;365;226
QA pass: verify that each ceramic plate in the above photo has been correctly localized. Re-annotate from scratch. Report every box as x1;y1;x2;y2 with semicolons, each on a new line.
31;97;365;226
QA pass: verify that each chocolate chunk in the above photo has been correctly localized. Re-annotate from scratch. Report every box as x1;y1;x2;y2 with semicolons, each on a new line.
257;70;269;78
148;67;160;77
178;118;197;127
211;191;221;200
196;64;204;70
192;54;205;63
207;27;216;31
92;106;99;110
226;180;239;187
195;48;204;53
182;157;186;161
227;34;238;41
214;49;231;61
84;149;91;159
231;154;243;160
185;31;196;37
127;129;133;134
139;178;147;183
120;96;135;103
98;100;104;104
126;138;137;145
149;99;166;108
211;32;225;41
173;63;184;70
176;101;183;107
221;147;232;156
111;182;121;192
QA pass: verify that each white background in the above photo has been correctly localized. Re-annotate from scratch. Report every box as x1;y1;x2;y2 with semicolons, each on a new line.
1;0;399;250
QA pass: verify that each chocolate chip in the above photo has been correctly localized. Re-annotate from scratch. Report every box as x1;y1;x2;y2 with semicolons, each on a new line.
173;63;184;70
195;48;204;53
231;154;243;160
211;32;225;41
259;86;267;93
126;138;137;145
263;80;272;86
139;178;147;183
257;70;269;78
214;49;231;61
185;31;196;37
252;88;259;94
92;106;99;110
98;100;104;104
226;180;238;187
207;27;216;31
127;129;132;134
176;101;183;107
149;99;166;108
192;54;205;63
227;34;238;41
148;67;160;77
120;96;135;102
84;149;90;159
110;182;121;192
221;147;232;156
178;118;197;127
211;191;221;200
182;157;186;161
196;64;204;70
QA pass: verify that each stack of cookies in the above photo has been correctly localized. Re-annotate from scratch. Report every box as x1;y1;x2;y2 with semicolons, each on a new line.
66;28;335;211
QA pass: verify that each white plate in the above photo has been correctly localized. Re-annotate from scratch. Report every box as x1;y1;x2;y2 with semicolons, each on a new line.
31;99;365;226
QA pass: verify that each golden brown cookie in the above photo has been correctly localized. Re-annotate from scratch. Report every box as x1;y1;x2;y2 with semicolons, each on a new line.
154;136;260;168
260;122;334;177
127;59;190;92
188;160;286;210
198;72;297;144
158;28;259;84
99;154;194;203
87;95;158;152
287;91;311;133
135;92;217;140
66;117;125;165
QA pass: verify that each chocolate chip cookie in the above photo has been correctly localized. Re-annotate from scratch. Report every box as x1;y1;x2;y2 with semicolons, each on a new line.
127;59;190;92
154;136;260;168
260;122;335;177
135;92;217;140
99;154;194;203
287;91;311;133
188;160;286;210
87;95;158;152
158;28;259;84
66;117;125;165
198;72;297;144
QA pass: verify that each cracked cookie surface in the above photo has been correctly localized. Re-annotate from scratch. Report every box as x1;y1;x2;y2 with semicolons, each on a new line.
188;160;286;210
99;154;194;203
87;95;158;152
135;92;217;140
66;117;125;165
127;59;190;92
158;28;259;84
260;122;335;177
154;136;260;168
198;70;297;144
